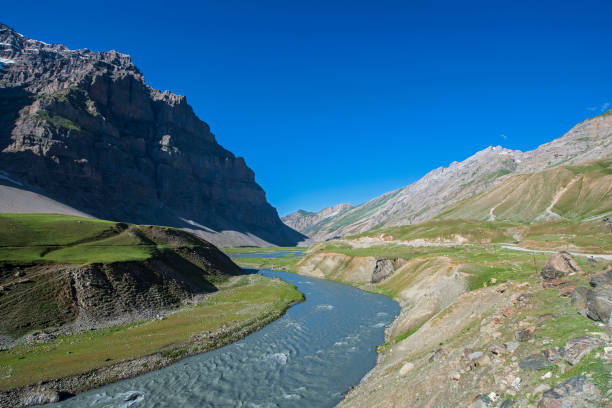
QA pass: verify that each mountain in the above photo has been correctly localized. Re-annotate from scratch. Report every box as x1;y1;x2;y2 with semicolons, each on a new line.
281;203;353;238
0;23;305;247
439;158;612;223
286;111;612;240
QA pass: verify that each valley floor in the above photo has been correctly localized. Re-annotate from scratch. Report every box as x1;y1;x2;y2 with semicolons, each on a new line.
0;274;303;407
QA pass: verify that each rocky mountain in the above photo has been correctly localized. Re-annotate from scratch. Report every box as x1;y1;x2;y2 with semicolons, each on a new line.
0;23;305;247
281;203;353;238
286;111;612;241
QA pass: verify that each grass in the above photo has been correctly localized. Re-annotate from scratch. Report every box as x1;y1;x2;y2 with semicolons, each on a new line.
230;256;301;272
36;111;80;131
0;213;184;265
222;246;305;254
0;275;303;391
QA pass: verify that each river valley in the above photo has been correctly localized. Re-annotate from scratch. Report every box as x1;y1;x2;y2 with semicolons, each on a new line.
49;266;399;408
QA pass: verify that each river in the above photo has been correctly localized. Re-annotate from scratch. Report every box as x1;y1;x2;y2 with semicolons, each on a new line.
51;265;399;408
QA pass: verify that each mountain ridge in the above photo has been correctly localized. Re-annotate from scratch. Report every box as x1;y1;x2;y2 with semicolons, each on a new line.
0;22;305;247
285;112;612;240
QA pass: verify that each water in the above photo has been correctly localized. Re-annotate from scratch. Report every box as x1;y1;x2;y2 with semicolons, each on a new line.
51;265;399;408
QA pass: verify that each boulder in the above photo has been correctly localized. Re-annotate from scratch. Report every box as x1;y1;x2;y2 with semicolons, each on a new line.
541;252;581;281
571;287;589;317
519;353;552;371
590;269;612;288
371;259;395;283
585;287;612;323
538;376;601;408
515;327;536;342
560;337;605;365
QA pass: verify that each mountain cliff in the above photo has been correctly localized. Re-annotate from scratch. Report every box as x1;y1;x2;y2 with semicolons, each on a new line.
0;23;305;247
286;111;612;240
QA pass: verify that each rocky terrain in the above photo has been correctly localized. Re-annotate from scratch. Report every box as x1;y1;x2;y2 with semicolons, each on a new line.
296;235;612;407
0;214;243;343
285;111;612;241
0;22;304;247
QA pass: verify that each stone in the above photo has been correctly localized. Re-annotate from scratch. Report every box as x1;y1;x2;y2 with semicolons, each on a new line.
22;388;60;406
590;269;612;288
537;314;555;326
399;362;414;376
538;376;601;408
542;278;566;288
429;348;446;363
519;354;552;371
0;24;305;248
571;287;589;317
451;372;461;381
505;341;520;353
560;337;605;365
558;284;577;297
500;400;514;408
515;327;536;342
585;287;612;323
468;351;483;360
543;348;561;363
511;377;521;390
541;371;552;379
541;252;582;281
371;259;395;283
534;384;550;394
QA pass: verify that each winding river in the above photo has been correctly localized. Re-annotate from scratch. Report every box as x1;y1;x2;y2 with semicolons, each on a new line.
51;264;399;408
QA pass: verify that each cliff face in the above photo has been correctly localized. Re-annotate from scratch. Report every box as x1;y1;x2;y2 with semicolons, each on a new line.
0;23;304;247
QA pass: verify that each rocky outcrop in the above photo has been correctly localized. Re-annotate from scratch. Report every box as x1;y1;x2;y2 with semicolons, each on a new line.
0;225;243;341
570;269;612;326
541;251;582;281
0;22;304;247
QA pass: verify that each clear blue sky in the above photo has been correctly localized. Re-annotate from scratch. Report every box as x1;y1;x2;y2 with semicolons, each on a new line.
3;1;611;215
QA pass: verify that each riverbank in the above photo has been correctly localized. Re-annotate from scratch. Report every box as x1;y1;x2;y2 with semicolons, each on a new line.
0;274;304;407
294;241;612;407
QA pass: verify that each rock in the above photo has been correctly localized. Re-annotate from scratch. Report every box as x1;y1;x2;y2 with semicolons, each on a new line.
505;341;520;353
500;400;514;408
22;388;60;406
515;327;536;342
560;337;605;365
534;384;550;394
558;284;577;297
519;354;552;371
542;278;566;288
590;269;612;288
585;287;612;323
0;23;305;247
429;348;446;363
489;345;505;355
468;351;483;360
541;371;552;379
511;377;521;390
478;354;492;366
451;372;461;381
399;362;414;376
541;252;582;281
543;348;561;363
371;259;395;283
571;287;590;317
538;376;601;408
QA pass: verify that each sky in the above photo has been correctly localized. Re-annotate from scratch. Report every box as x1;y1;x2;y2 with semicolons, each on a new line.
3;1;612;216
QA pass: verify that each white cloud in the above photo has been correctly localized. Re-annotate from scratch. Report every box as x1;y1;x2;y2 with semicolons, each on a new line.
501;134;507;140
587;102;611;112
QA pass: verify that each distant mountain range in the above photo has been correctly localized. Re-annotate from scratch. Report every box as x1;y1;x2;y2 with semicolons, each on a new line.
0;23;305;247
283;110;612;240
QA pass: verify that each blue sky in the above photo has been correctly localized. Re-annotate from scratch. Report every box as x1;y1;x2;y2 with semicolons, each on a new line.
3;1;612;215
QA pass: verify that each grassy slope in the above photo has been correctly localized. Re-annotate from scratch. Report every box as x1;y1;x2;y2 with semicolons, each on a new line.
0;275;303;391
0;214;160;264
347;218;612;254
439;158;612;222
